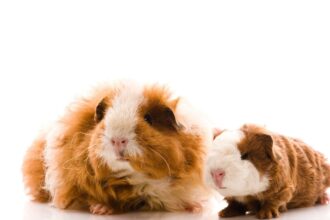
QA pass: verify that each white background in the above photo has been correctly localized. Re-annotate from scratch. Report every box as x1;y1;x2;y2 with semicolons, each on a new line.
0;1;330;219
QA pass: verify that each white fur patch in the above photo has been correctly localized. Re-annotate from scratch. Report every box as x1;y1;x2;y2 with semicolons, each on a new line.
174;98;213;153
43;122;67;198
100;82;144;171
206;130;269;197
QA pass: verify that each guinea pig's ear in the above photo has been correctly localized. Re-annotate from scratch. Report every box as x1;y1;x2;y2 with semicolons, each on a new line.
163;106;181;131
169;97;180;109
168;98;185;130
95;97;108;123
255;133;276;162
148;105;181;131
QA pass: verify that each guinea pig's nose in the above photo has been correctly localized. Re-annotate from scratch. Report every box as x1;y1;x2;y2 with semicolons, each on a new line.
111;137;128;150
211;169;225;188
211;169;225;178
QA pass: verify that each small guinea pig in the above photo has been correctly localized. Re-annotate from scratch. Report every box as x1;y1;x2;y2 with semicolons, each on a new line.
22;81;212;214
206;124;330;219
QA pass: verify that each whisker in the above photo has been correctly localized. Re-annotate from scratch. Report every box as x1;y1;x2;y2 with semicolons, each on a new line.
147;147;172;177
62;132;97;171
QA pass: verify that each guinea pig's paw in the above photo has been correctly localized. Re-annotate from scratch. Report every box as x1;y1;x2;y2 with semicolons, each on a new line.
184;203;202;213
318;193;329;205
218;203;246;218
256;207;280;219
278;205;287;212
89;203;114;215
53;196;73;209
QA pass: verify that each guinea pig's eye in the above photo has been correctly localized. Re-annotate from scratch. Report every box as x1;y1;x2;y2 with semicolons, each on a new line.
241;153;249;160
144;114;153;125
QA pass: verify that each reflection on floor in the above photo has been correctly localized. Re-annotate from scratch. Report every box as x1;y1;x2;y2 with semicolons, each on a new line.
20;197;330;220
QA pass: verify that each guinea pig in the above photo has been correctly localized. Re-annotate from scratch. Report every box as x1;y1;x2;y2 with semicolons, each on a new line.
22;81;212;214
206;124;330;219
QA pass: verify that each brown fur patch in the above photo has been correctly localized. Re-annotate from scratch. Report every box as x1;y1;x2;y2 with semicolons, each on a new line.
238;129;275;177
131;86;205;180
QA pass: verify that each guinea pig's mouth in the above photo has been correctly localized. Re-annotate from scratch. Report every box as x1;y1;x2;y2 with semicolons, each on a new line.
213;180;227;189
117;156;129;162
114;150;130;161
117;158;128;162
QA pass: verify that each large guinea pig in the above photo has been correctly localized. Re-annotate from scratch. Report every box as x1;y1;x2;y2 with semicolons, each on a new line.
22;82;212;214
206;124;330;219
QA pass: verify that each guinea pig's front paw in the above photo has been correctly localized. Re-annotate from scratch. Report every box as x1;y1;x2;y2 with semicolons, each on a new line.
184;203;202;213
256;207;280;219
318;192;329;205
218;202;246;218
89;203;114;215
278;204;287;212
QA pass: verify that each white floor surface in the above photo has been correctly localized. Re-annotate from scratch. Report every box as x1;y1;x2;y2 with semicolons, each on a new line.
4;195;330;220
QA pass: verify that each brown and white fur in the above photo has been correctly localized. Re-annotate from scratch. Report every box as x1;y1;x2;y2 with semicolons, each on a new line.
206;124;330;219
22;82;212;214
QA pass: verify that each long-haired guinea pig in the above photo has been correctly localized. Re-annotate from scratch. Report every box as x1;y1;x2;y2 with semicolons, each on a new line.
206;124;330;219
22;82;212;214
